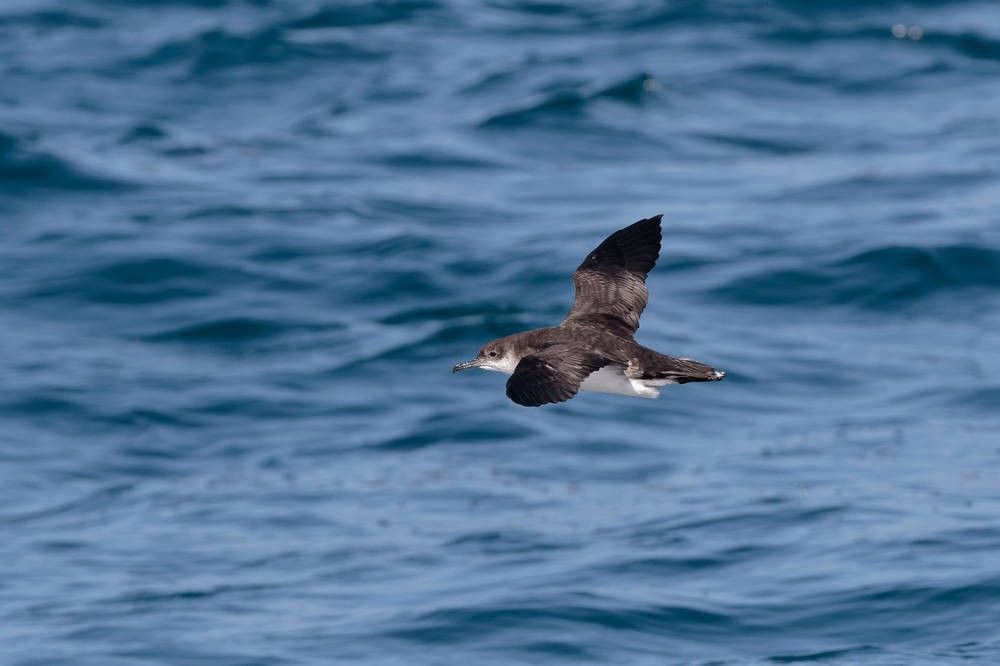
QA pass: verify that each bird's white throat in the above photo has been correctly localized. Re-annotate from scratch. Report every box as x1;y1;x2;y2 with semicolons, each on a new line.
479;355;520;374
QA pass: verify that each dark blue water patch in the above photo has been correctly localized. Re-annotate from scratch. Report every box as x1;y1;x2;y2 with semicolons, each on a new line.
693;130;817;155
764;21;1000;65
21;256;311;306
711;244;1000;310
380;303;528;326
118;123;169;144
591;554;731;577
479;90;592;129
183;396;332;421
350;269;449;302
0;9;105;29
725;59;947;99
182;205;264;221
387;600;738;645
769;645;878;663
284;0;446;29
446;530;571;555
457;54;578;97
0;394;93;421
373;414;536;451
926;30;1000;63
485;0;786;34
142;317;337;345
732;62;835;88
908;526;1000;554
159;144;211;158
618;1;792;30
370;148;501;170
338;233;438;259
0;483;134;526
104;582;278;607
616;503;848;549
361;196;507;228
773;170;994;203
127;26;383;77
478;73;663;129
0;131;134;192
515;640;595;659
842;61;959;93
779;577;1000;643
760;24;898;47
1;392;202;434
593;72;661;104
943;387;1000;413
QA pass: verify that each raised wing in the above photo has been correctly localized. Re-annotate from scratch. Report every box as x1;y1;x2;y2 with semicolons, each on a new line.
505;346;608;407
563;215;662;336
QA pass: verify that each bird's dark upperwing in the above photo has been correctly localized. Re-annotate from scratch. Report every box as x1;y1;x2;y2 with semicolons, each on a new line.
563;215;662;336
506;346;608;407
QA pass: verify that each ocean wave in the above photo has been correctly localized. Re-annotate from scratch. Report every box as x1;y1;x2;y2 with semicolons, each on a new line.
624;505;846;547
0;392;197;433
944;387;1000;412
761;22;1000;64
760;24;893;46
731;59;955;95
128;25;382;75
478;73;662;129
773;170;993;203
945;31;1000;62
693;130;816;155
769;645;878;662
711;244;1000;309
143;317;336;344
118;123;168;144
0;9;104;28
371;148;501;170
380;303;527;326
386;600;736;644
484;1;774;33
22;256;306;305
0;483;134;526
284;0;445;30
446;530;570;555
0;131;134;192
731;62;831;87
374;414;536;450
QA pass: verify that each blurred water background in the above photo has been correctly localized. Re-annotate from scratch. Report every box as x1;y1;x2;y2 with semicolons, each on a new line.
3;1;1000;664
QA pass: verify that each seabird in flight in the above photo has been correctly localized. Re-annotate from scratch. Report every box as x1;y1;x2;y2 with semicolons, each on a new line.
453;215;725;407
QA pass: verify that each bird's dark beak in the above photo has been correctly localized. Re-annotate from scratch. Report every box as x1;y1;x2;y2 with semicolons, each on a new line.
452;358;482;373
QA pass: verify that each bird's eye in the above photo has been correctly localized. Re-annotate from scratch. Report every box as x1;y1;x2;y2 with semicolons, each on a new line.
489;351;498;357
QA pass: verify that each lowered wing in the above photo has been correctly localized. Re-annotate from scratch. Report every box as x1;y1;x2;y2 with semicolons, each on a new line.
505;346;608;407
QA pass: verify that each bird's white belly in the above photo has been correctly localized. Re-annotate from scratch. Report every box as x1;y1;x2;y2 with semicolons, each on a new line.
580;365;673;399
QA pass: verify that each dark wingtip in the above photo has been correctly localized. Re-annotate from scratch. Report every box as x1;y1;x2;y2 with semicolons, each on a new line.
577;214;663;276
629;214;662;231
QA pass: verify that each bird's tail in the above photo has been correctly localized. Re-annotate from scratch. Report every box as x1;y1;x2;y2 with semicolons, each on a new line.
633;355;725;383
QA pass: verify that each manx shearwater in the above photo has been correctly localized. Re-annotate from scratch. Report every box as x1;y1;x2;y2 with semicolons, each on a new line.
453;215;725;407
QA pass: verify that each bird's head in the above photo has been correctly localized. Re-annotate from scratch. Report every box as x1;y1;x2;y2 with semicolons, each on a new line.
452;337;520;374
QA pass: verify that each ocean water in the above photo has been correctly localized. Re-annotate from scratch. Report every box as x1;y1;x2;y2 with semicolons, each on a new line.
2;1;1000;664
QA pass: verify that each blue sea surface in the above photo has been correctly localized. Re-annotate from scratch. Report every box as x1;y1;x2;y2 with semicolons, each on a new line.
3;1;1000;664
